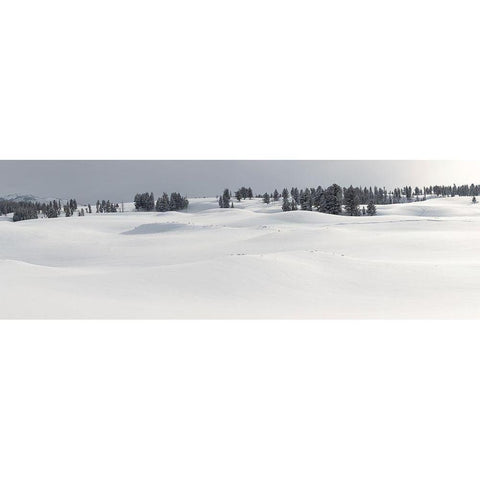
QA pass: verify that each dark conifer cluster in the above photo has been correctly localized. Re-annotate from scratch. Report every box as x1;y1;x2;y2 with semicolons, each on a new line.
41;200;62;218
64;199;79;217
281;185;344;214
220;187;253;207
155;192;189;212
233;187;253;202
250;182;480;216
274;183;480;215
134;192;189;212
95;200;119;213
0;198;81;222
218;189;232;208
134;192;155;211
12;203;38;222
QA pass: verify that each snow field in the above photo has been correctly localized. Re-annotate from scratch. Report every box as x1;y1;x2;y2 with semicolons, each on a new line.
1;196;479;318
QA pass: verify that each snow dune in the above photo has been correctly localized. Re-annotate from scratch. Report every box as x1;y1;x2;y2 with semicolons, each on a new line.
1;196;479;318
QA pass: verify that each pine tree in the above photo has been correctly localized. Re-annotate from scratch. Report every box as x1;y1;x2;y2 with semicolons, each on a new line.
367;200;376;215
156;193;170;212
263;193;270;204
313;187;324;211
300;188;313;211
12;205;38;222
134;192;155;211
291;187;299;204
273;189;280;202
282;196;291;211
44;203;58;218
221;188;231;208
148;193;155;211
344;185;360;216
323;184;343;215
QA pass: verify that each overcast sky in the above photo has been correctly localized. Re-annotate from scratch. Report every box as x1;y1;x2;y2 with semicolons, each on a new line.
1;160;480;203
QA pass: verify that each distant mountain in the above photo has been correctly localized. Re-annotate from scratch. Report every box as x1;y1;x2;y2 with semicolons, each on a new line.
0;193;63;203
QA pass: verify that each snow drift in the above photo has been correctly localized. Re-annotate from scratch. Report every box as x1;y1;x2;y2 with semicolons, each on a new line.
1;196;479;318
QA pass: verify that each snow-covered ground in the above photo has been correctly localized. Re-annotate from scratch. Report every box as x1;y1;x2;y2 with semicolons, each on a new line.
1;196;480;318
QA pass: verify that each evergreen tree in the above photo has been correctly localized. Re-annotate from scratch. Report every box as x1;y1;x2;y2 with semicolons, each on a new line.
263;192;270;204
221;188;231;208
367;200;376;215
148;193;155;211
273;189;280;202
45;203;58;218
344;185;360;216
282;196;291;211
12;205;38;222
323;184;343;214
291;187;300;204
313;186;324;211
170;192;188;210
156;193;169;212
299;188;313;211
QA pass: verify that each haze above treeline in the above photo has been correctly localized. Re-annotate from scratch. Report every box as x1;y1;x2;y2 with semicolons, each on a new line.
1;160;480;203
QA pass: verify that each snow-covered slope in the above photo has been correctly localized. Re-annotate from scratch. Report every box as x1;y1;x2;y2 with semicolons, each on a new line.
0;193;63;203
1;196;480;318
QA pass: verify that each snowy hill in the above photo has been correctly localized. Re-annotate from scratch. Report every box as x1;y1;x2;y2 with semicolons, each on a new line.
0;193;63;203
1;196;480;318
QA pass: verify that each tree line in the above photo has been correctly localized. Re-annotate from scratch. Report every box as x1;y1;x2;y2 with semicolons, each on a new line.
3;181;479;222
220;182;480;216
218;187;253;208
95;200;119;213
0;197;119;222
134;192;189;212
0;198;81;222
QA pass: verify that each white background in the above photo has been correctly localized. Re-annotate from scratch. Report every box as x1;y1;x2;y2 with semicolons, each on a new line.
2;1;480;479
1;0;480;160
